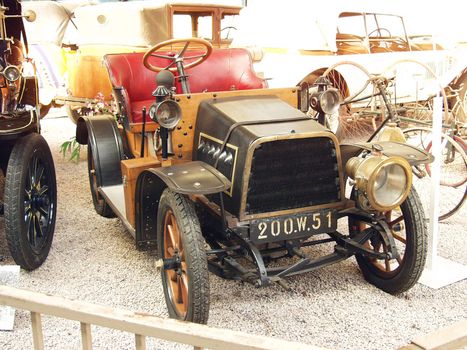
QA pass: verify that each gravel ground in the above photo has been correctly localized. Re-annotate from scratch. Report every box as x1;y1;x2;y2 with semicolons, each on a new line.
1;108;466;350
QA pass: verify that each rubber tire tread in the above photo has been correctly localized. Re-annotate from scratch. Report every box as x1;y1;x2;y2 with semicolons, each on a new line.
157;189;210;324
87;143;115;218
353;188;427;294
4;134;56;270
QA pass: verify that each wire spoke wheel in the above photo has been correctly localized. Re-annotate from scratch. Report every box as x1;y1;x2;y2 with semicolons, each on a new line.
157;189;209;324
349;189;427;294
4;134;56;270
24;153;52;251
403;127;466;220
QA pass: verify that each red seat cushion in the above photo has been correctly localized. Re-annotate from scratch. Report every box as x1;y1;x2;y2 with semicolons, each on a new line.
104;48;267;124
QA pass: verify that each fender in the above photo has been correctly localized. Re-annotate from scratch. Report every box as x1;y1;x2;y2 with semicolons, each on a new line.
135;161;230;249
76;114;124;188
340;140;434;170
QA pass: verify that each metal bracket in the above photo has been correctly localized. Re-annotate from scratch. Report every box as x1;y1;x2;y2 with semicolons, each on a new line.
340;207;401;261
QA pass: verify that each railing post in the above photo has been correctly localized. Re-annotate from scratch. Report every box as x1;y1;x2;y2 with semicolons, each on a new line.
135;334;147;350
80;322;93;350
30;311;44;350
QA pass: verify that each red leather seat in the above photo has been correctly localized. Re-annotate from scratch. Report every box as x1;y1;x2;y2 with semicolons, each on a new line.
104;48;267;124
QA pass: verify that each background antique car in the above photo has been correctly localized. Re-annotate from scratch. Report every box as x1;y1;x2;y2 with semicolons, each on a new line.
22;0;242;122
75;36;430;324
232;0;467;135
0;0;56;270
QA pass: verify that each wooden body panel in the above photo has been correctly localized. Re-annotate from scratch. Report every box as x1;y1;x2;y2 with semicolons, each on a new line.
128;87;299;161
121;158;162;227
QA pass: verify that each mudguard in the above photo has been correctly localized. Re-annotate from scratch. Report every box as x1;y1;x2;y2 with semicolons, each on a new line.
76;114;124;188
135;161;230;249
340;141;434;169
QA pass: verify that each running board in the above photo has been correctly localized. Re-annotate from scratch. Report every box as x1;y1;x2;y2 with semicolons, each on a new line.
99;185;136;238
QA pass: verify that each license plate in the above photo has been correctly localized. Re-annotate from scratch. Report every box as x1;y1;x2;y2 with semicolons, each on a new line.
250;210;336;244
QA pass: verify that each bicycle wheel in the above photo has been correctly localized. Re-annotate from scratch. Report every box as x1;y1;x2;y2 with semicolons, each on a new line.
425;135;466;187
451;90;467;123
426;135;466;220
403;127;466;221
403;101;433;123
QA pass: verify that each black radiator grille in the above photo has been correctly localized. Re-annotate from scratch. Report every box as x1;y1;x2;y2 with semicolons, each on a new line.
246;137;341;215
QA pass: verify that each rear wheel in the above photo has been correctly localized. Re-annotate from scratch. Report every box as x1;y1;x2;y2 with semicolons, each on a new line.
4;134;56;270
349;189;427;294
87;143;114;217
157;189;209;324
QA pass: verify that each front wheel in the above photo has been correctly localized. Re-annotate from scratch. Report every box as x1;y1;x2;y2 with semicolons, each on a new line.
349;189;427;294
4;134;57;270
157;189;209;324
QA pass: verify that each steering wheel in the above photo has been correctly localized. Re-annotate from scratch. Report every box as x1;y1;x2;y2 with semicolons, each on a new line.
220;26;237;40
368;28;392;37
143;38;213;73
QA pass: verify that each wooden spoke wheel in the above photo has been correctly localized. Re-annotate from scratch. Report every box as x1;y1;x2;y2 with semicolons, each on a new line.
349;189;427;294
163;209;189;316
4;134;56;270
157;189;209;324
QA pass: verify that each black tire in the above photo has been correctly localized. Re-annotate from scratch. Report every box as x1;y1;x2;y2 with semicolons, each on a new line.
349;189;427;294
4;134;56;270
87;143;114;217
157;189;209;324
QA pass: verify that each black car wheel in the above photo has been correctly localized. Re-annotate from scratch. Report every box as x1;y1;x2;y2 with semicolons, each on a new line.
4;134;56;270
349;189;427;294
157;189;209;324
87;143;114;217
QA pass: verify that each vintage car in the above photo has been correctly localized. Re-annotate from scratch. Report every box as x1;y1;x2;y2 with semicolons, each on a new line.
232;0;467;134
0;0;56;270
76;37;430;324
22;0;242;122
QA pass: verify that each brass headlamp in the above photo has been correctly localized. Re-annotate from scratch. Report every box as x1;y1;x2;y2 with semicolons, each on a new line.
346;155;412;212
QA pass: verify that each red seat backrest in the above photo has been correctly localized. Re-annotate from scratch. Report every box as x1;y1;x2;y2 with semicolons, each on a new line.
104;48;267;124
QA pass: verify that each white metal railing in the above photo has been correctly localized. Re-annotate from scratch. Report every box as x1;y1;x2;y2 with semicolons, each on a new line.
0;285;326;350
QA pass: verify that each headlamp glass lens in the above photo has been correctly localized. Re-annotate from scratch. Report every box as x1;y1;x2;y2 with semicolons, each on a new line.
373;164;407;208
153;100;181;129
4;66;20;82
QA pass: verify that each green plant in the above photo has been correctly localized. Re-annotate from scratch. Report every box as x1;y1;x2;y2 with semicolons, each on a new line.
60;136;81;162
